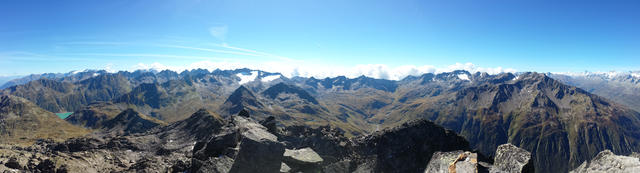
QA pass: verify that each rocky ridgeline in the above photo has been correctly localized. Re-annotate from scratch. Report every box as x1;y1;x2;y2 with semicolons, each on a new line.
3;107;632;173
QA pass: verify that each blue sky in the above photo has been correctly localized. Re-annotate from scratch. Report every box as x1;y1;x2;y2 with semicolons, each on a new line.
0;0;639;78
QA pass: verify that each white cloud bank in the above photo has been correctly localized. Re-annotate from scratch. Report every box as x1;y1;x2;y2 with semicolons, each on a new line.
132;61;516;81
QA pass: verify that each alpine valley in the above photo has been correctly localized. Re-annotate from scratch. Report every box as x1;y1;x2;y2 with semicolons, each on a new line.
1;68;640;173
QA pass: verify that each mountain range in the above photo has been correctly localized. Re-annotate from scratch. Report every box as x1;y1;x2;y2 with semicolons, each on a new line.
1;68;640;172
548;72;640;113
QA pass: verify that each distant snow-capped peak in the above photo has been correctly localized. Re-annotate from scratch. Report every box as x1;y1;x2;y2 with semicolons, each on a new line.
553;71;640;79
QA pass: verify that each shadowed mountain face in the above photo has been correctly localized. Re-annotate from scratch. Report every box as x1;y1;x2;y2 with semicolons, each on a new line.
262;82;319;104
220;85;264;116
2;69;640;172
0;95;89;145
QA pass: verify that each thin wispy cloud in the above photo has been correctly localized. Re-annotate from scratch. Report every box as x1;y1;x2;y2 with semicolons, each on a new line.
57;41;132;46
157;44;263;57
209;25;228;40
161;44;300;62
48;36;299;63
212;43;299;62
61;53;230;61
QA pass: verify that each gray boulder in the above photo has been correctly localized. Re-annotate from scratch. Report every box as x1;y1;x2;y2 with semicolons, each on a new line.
491;143;533;173
283;147;324;172
570;150;640;173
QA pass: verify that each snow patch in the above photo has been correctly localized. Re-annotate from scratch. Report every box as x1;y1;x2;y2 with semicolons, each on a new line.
261;75;281;82
92;73;99;77
237;71;258;84
457;74;470;80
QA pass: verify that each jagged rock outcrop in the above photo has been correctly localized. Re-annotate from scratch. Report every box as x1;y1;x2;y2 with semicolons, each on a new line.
570;150;640;173
491;143;534;173
191;130;240;173
229;115;286;172
190;113;286;173
351;119;471;173
279;125;352;164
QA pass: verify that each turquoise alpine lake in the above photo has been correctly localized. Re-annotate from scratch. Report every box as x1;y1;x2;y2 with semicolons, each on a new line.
55;112;73;119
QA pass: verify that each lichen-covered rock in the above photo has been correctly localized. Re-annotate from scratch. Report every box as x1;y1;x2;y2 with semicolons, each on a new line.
570;150;640;173
426;150;494;173
426;151;480;173
491;143;534;173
